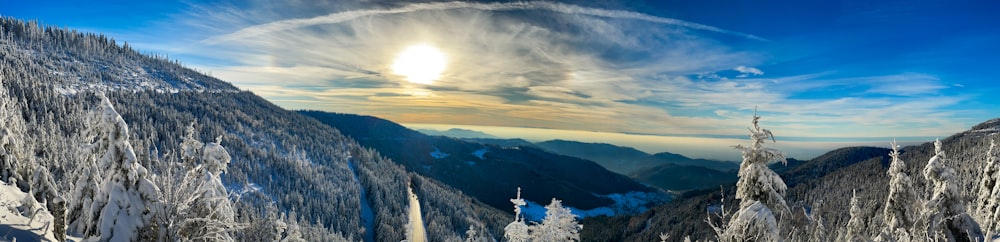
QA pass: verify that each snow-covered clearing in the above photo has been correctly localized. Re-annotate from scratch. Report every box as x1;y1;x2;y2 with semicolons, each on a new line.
429;148;449;159
471;148;487;160
347;161;375;242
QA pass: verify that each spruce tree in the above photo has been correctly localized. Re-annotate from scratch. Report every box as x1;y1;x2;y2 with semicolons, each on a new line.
922;139;982;241
843;190;869;242
530;199;582;241
722;110;787;242
86;95;163;241
882;140;918;241
504;187;529;242
976;138;999;237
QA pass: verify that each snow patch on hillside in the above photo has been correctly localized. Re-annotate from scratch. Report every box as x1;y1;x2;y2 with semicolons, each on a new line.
471;148;487;160
430;148;450;159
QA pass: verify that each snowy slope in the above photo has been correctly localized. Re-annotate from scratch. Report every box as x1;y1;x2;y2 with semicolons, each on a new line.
0;17;238;94
0;182;56;242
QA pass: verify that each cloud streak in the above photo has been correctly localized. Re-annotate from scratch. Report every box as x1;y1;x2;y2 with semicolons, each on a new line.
200;1;766;45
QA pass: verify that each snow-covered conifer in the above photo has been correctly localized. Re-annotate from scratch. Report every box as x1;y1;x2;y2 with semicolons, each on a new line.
530;198;582;242
722;110;788;242
84;94;163;241
882;140;918;241
843;190;869;242
0;127;22;185
0;80;27;191
723;201;778;242
464;225;487;242
976;138;999;236
67;150;101;236
502;187;582;242
281;212;307;242
807;200;827;242
504;187;529;242
31;164;66;242
180;122;204;169
923;139;983;241
159;123;239;241
175;135;238;241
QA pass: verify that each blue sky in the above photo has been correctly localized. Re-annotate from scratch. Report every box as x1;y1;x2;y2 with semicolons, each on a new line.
3;0;999;158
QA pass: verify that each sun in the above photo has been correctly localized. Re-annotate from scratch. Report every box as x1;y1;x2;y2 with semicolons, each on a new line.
392;45;446;85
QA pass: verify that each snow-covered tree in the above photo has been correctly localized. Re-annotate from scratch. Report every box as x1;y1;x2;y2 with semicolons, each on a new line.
922;139;983;241
976;138;999;236
843;190;869;242
180;122;204;169
0;79;27;191
281;212;307;242
882;140;919;241
83;95;163;241
722;111;788;242
0;126;22;185
530;198;582;241
67;146;101;236
505;187;530;242
502;187;582;242
724;201;778;242
156;123;239;241
31;164;66;242
176;134;238;241
465;225;488;242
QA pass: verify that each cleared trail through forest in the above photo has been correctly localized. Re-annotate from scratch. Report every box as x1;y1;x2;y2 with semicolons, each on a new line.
407;184;427;242
347;161;375;242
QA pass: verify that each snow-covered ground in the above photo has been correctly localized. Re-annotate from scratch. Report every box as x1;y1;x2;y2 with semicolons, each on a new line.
0;182;57;242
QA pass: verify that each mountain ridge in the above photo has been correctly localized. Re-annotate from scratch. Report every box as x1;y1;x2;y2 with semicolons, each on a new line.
298;111;668;214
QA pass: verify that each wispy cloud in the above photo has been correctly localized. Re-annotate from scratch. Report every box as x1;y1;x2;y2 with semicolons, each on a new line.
200;1;765;45
734;65;764;77
155;0;985;141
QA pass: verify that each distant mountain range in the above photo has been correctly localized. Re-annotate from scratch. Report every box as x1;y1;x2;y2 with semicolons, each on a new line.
456;137;741;192
417;128;499;139
299;111;667;215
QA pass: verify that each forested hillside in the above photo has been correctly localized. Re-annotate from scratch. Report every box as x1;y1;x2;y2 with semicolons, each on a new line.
584;116;1000;242
299;111;667;215
0;17;510;241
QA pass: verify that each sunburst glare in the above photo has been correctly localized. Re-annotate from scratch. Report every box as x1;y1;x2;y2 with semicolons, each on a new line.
392;45;446;85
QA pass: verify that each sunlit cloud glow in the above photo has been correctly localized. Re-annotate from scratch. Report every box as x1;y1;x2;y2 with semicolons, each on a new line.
24;0;995;159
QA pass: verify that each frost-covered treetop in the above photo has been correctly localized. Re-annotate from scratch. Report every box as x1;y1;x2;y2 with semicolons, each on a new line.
734;110;787;166
887;140;906;174
923;139;955;185
732;110;789;213
883;139;918;237
511;187;526;219
202;136;231;174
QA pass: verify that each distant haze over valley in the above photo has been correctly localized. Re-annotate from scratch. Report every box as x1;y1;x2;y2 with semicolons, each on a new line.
406;123;929;161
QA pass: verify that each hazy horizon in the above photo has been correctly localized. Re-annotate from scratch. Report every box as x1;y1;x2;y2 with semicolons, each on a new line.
404;123;932;161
